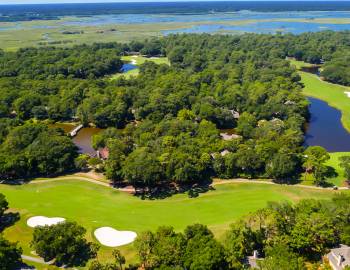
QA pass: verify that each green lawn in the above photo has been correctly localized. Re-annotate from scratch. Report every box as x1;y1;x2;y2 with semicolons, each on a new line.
326;152;350;186
1;179;345;268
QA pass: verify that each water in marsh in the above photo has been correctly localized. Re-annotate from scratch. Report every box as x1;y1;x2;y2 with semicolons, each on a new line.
304;97;350;152
50;123;102;155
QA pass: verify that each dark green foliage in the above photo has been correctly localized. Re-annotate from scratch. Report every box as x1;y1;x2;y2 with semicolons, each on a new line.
0;44;124;79
0;235;22;270
134;224;227;270
31;221;98;267
259;243;306;270
303;146;330;185
0;193;8;218
339;156;350;181
0;123;78;179
321;52;350;85
1;32;350;185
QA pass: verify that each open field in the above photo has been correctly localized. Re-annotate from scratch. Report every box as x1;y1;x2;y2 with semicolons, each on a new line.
1;178;345;268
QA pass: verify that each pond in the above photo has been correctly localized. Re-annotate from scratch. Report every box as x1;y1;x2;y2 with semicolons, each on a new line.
50;123;102;155
304;97;350;152
121;63;137;73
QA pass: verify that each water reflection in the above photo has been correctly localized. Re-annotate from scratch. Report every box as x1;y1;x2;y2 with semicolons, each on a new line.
49;123;102;155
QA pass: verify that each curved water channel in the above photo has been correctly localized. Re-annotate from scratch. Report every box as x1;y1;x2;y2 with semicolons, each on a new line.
302;65;350;152
305;97;350;152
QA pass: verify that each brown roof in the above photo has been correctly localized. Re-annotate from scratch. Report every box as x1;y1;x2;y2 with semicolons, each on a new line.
98;147;109;160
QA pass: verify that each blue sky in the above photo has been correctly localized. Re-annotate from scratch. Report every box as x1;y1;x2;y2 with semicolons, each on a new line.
0;0;348;4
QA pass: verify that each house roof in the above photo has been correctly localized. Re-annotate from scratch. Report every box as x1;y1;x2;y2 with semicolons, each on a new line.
220;133;241;141
327;245;350;270
98;147;109;159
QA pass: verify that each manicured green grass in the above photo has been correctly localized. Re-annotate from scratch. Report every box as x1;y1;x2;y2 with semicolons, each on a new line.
326;152;350;186
1;179;345;268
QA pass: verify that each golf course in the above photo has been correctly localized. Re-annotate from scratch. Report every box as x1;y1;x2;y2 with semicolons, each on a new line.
291;59;350;132
1;177;346;266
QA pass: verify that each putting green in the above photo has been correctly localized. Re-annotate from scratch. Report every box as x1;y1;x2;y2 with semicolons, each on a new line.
1;178;345;267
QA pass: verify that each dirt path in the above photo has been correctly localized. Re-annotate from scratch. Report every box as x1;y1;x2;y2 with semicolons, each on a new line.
212;178;348;190
27;175;348;192
29;176;110;187
21;255;51;265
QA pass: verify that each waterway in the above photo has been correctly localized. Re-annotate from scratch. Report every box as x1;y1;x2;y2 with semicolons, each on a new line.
50;123;102;155
304;97;350;152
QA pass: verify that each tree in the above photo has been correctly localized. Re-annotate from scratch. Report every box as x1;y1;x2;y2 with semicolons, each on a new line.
31;221;98;266
224;222;256;269
182;224;228;270
266;152;298;182
0;235;22;270
303;146;330;186
88;250;126;270
339;156;350;182
0;193;8;219
236;112;257;138
112;249;126;270
259;243;305;270
122;147;163;188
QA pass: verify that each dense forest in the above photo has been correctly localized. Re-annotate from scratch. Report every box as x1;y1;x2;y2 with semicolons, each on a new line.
0;31;350;186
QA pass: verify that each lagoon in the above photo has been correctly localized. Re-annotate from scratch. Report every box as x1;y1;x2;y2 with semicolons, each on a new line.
305;97;350;152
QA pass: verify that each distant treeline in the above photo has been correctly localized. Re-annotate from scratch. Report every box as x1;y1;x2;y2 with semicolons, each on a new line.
1;2;350;22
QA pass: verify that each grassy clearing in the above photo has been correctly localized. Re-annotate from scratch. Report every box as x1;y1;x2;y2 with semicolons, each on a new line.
1;179;343;268
110;55;169;80
121;55;170;66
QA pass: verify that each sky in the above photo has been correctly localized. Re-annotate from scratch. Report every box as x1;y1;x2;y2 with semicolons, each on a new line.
0;0;348;4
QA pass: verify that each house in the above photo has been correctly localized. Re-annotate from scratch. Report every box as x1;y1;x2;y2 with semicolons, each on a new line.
246;250;263;269
220;133;241;141
327;245;350;270
96;147;109;160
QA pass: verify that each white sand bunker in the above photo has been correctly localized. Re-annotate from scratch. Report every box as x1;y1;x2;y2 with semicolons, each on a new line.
94;227;137;247
27;216;65;228
345;92;350;98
